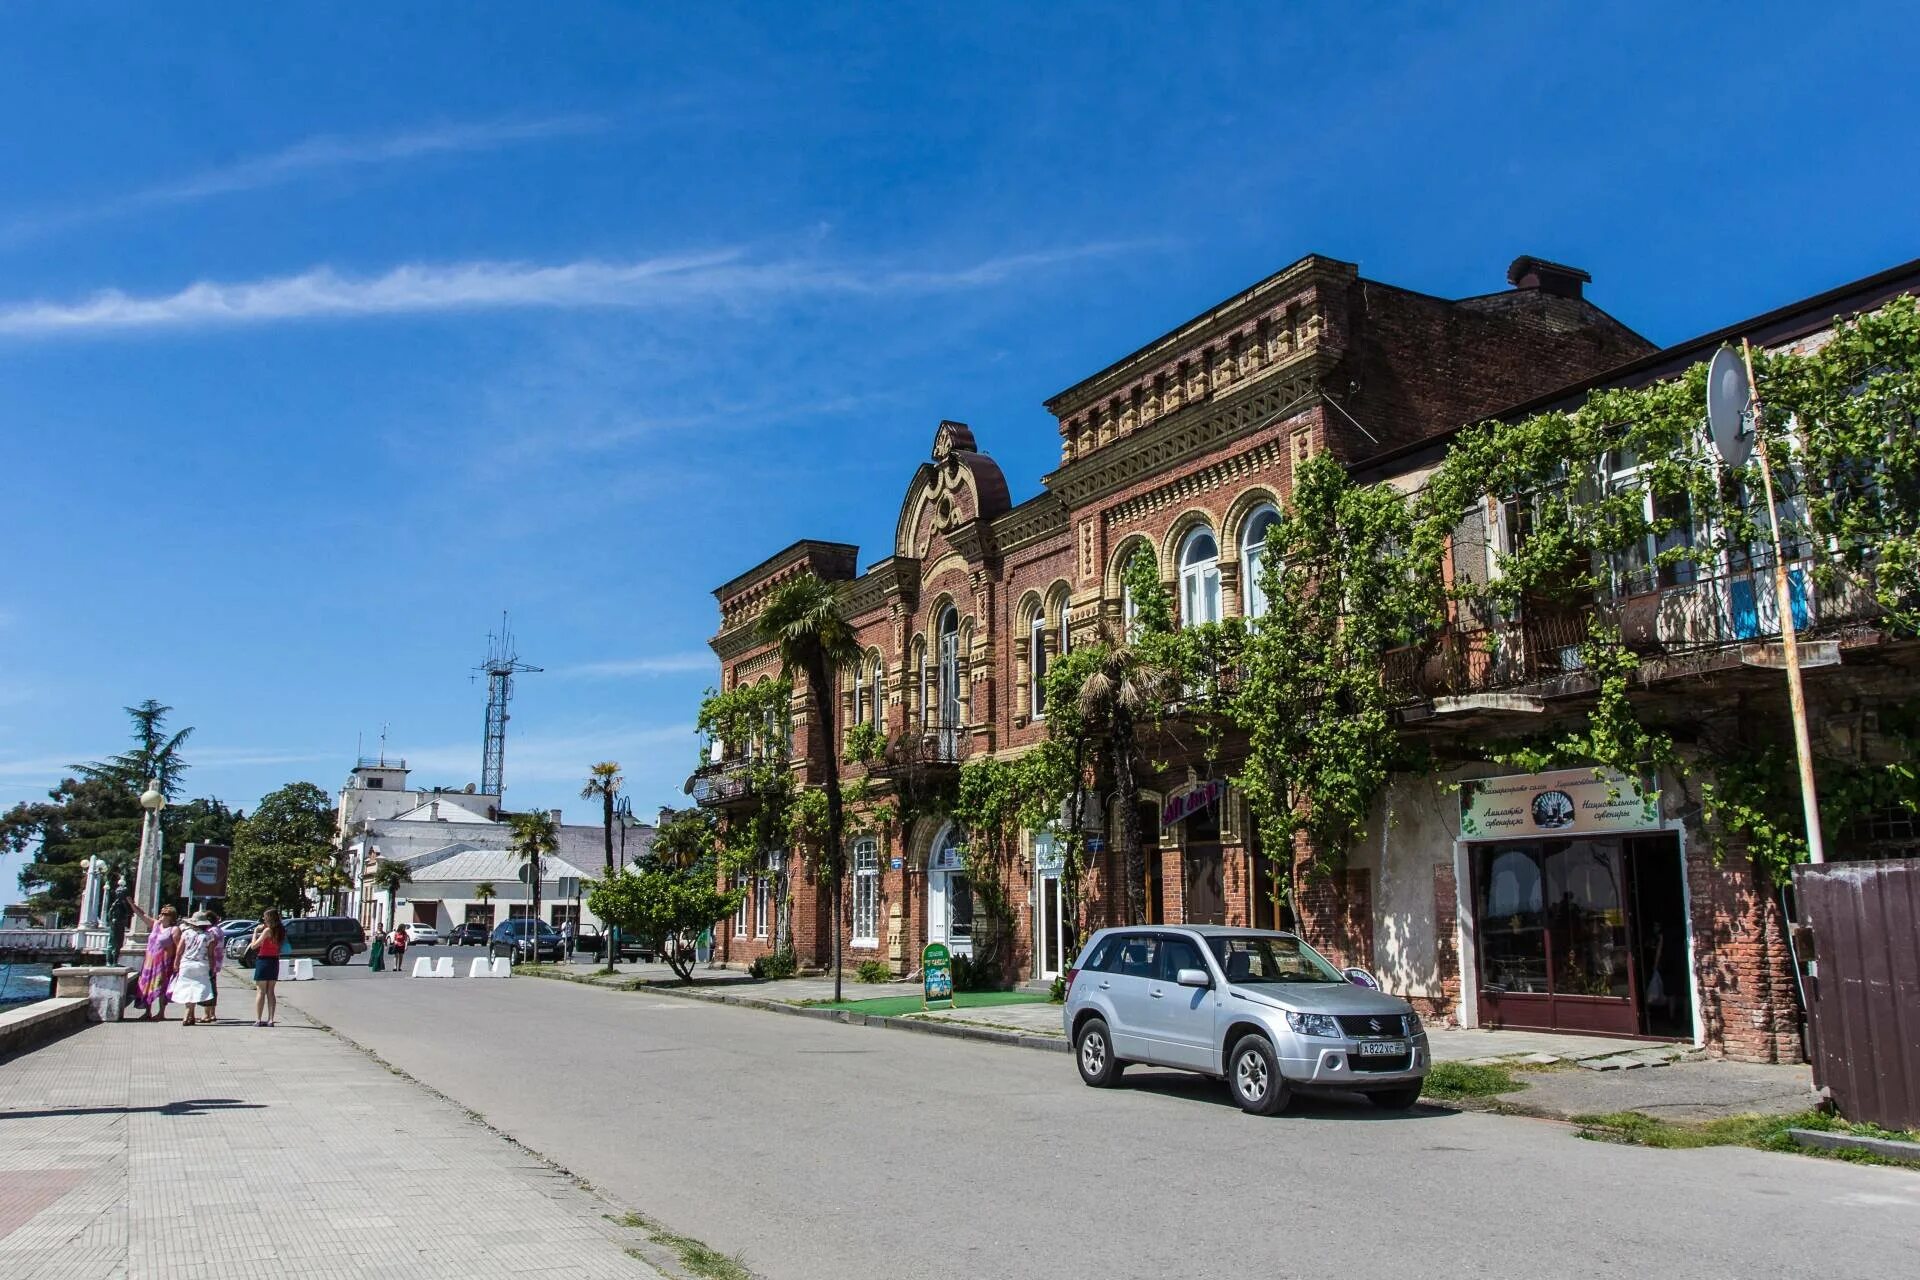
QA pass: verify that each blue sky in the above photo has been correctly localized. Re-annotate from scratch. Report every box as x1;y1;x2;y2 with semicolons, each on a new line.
2;2;1914;893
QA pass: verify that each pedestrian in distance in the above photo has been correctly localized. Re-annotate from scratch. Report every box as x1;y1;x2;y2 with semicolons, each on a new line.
560;919;574;960
250;910;285;1026
131;903;182;1021
203;908;226;1024
367;922;387;972
388;924;407;973
169;911;218;1026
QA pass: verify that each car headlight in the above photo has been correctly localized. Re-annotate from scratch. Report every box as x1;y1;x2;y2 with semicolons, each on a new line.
1404;1011;1424;1035
1285;1012;1342;1039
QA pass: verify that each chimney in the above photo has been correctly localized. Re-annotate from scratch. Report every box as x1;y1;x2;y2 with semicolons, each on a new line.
550;808;563;827
1506;255;1591;300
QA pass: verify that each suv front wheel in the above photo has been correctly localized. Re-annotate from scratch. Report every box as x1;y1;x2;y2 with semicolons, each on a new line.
325;942;352;967
1075;1017;1123;1088
1228;1033;1291;1116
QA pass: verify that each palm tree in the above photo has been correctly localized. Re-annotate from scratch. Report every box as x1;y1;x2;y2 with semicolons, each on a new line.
1075;625;1174;926
581;763;623;971
370;859;409;931
508;810;559;930
474;881;496;927
757;573;860;1002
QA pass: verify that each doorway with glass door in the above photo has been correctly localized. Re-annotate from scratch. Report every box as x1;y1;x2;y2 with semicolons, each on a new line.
1034;832;1071;981
1472;832;1692;1038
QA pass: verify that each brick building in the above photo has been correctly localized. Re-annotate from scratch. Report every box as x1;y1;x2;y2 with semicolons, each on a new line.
694;250;1920;1062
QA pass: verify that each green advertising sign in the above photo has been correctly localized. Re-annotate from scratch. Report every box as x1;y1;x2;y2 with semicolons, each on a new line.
922;942;954;1009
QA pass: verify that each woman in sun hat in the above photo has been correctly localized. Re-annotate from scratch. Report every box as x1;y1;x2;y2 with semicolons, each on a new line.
168;911;218;1026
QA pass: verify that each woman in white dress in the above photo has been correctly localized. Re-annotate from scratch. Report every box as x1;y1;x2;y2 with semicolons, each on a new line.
169;911;218;1026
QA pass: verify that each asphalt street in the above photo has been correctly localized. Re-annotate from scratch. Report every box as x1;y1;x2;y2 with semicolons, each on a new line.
285;949;1920;1280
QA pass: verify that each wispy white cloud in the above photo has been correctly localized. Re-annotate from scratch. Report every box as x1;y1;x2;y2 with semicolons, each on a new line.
0;745;328;782
2;113;609;243
0;241;1144;337
559;652;715;678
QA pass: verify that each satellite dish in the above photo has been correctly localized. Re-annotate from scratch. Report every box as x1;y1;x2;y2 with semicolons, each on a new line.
1706;346;1753;467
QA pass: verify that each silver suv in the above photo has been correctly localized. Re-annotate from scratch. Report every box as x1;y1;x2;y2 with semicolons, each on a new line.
1063;926;1429;1115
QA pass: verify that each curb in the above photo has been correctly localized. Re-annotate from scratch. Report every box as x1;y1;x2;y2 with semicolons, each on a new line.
523;967;1072;1055
1787;1128;1920;1163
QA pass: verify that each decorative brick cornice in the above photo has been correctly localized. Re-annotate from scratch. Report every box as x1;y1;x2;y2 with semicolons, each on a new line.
991;493;1069;554
1104;437;1287;528
1044;360;1328;509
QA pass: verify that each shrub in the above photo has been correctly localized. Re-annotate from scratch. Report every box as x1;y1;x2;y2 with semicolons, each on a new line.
749;948;797;980
951;953;1010;993
1048;975;1067;1003
855;959;893;984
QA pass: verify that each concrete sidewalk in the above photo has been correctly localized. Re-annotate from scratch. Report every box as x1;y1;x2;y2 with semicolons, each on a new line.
0;1012;671;1279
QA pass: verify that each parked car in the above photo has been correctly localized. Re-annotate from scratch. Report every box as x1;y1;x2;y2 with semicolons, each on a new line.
1063;926;1429;1115
402;923;443;946
447;921;492;946
280;916;369;967
572;923;655;962
489;919;563;962
218;918;257;944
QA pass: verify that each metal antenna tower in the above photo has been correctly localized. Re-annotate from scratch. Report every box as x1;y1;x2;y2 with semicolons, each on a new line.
475;613;541;799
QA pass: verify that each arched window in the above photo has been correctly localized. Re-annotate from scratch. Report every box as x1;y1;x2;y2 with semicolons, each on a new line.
869;657;884;729
1179;526;1221;626
1029;611;1048;720
1241;503;1280;618
936;606;961;758
851;666;865;727
1058;598;1071;658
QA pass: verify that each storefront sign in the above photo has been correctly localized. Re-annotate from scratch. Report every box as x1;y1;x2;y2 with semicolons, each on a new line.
1161;779;1226;828
923;942;954;1009
1459;768;1660;840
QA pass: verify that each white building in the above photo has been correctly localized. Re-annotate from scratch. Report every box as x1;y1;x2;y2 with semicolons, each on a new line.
339;759;654;934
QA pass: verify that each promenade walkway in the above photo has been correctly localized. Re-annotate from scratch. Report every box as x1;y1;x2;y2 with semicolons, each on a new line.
0;1010;668;1280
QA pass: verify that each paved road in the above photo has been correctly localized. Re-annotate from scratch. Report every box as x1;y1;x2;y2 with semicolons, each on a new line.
283;955;1920;1280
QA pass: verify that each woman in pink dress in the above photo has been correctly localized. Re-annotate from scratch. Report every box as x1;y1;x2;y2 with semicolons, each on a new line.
131;903;182;1020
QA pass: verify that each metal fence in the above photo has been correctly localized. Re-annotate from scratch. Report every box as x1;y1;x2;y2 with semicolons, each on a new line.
1792;858;1920;1131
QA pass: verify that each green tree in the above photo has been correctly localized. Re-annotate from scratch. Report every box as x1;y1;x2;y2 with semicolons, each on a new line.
757;573;860;1001
581;761;624;971
698;679;800;957
228;782;338;917
588;859;743;982
509;810;559;926
1;700;200;915
369;859;410;928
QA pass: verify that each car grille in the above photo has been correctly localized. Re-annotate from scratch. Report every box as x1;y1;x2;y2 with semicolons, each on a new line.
1337;1014;1409;1038
1351;1051;1414;1073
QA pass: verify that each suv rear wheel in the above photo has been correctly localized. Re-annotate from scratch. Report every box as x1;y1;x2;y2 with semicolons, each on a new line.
1228;1033;1291;1116
1075;1017;1123;1087
325;942;352;967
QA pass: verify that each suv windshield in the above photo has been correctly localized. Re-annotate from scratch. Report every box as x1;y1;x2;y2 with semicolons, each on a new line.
1207;934;1345;984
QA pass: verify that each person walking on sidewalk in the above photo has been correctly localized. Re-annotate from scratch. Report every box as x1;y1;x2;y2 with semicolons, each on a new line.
169;912;218;1026
387;924;407;973
368;923;387;972
131;903;182;1021
250;910;285;1026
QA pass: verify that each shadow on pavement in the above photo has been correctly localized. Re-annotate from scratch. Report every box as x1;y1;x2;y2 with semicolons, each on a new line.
1120;1069;1454;1120
0;1098;265;1120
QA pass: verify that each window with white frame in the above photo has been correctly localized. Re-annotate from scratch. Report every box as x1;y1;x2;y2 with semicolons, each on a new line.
1029;612;1047;719
852;837;880;946
1180;526;1222;625
1058;599;1071;658
1604;449;1699;595
852;666;865;727
869;657;884;727
753;871;770;938
733;871;750;938
1240;504;1280;618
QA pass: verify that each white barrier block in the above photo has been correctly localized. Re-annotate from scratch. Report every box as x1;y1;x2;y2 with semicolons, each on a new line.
292;958;315;981
489;956;512;978
277;957;294;982
467;958;492;978
433;957;455;978
411;956;433;978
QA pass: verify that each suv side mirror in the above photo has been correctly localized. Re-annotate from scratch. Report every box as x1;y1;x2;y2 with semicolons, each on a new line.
1175;967;1212;989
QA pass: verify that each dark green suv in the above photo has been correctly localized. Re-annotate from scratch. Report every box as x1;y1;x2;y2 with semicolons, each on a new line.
283;916;368;966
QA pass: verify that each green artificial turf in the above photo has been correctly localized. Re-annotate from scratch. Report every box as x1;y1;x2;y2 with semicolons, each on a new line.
808;989;1050;1017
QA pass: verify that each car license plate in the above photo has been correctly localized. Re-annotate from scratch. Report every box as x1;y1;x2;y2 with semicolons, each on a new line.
1358;1040;1407;1057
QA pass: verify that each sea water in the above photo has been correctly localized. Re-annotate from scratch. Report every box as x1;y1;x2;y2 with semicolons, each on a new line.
0;962;53;1006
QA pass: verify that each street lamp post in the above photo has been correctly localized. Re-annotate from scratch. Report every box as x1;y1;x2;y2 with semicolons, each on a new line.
131;779;167;941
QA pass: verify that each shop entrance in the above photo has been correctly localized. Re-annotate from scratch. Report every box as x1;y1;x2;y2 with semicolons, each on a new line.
1181;800;1225;925
1472;832;1692;1038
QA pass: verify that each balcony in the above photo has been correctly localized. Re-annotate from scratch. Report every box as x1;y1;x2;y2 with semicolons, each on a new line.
866;723;970;778
1388;555;1887;713
686;760;767;810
